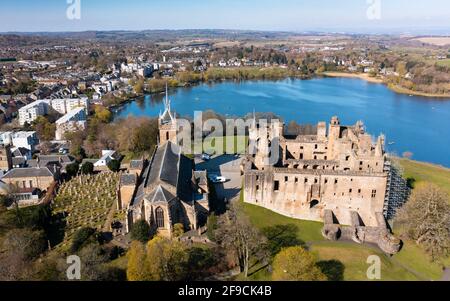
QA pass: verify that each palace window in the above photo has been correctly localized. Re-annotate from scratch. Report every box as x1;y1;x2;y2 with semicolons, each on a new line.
295;177;299;183
165;132;169;141
346;156;350;161
314;155;317;160
285;176;289;182
358;189;362;194
274;181;280;191
315;144;318;149
324;178;328;184
371;190;377;198
156;207;165;228
314;178;318;184
256;185;260;191
349;189;353;194
304;178;308;183
334;179;338;184
300;153;304;159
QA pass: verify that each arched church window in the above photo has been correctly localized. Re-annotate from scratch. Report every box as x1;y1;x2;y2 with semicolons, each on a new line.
156;207;165;228
166;132;169;141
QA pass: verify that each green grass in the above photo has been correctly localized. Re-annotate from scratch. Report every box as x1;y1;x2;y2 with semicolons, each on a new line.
392;158;450;279
242;202;325;243
310;242;420;281
191;135;248;155
392;240;444;280
398;158;450;197
436;59;450;68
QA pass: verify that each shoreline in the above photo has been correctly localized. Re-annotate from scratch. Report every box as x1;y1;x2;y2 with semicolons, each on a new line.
322;72;450;99
110;71;450;113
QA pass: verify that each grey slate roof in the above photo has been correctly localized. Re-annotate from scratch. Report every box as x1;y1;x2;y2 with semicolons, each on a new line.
120;174;137;186
131;141;194;206
129;159;144;170
147;185;176;203
3;167;54;178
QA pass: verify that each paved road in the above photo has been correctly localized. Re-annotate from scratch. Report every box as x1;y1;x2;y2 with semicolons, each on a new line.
195;154;243;201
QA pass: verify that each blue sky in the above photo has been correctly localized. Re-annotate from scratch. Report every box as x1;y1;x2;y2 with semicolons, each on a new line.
0;0;449;33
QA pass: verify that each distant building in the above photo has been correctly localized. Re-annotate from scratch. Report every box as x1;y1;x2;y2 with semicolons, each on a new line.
2;166;58;192
17;97;89;125
11;131;39;152
0;145;13;172
18;100;48;125
55;107;87;140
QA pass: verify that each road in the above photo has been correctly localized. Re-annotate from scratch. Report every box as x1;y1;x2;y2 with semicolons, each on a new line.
195;154;243;202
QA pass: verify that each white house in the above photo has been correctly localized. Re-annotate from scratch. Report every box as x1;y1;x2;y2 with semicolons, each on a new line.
94;150;117;167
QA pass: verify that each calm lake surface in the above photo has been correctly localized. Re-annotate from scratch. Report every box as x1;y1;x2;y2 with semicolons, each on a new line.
115;78;450;167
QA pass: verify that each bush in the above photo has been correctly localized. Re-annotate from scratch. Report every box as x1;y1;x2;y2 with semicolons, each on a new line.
65;162;80;178
130;220;151;243
81;162;94;175
107;159;121;172
71;227;96;253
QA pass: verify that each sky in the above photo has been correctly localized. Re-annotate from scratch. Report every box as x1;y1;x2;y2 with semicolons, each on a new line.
0;0;449;34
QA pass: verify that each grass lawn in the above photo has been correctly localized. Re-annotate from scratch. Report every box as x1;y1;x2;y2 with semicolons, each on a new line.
310;242;420;281
391;158;450;279
436;59;450;68
392;240;444;280
191;136;248;155
242;202;324;243
398;158;450;197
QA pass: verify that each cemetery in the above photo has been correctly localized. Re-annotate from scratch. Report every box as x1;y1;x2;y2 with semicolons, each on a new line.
52;172;119;248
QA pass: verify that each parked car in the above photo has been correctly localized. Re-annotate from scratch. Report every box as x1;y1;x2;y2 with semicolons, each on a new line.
209;175;227;183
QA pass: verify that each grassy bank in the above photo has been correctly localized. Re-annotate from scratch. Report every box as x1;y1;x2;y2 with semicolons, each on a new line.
322;71;450;98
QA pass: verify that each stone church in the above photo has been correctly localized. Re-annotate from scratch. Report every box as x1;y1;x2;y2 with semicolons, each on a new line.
125;87;209;238
242;115;403;253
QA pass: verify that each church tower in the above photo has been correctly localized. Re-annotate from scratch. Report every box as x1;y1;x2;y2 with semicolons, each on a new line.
158;83;177;145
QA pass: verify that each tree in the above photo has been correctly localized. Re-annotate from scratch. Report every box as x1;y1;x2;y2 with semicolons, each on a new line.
3;228;47;261
172;223;184;238
94;105;112;123
272;246;326;281
127;241;150;281
65;162;79;178
395;184;450;261
215;202;268;278
107;159;121;172
130;220;151;243
81;162;94;175
145;236;189;281
33;116;56;141
71;227;96;253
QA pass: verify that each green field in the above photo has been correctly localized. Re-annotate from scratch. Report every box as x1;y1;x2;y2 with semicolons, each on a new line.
436;59;450;68
398;158;450;197
238;158;450;281
191;135;248;155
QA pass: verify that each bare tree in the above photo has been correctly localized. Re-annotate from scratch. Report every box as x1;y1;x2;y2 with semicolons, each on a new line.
395;184;450;261
215;202;268;278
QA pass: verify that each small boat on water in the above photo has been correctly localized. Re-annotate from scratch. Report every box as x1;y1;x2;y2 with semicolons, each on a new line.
388;141;395;145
